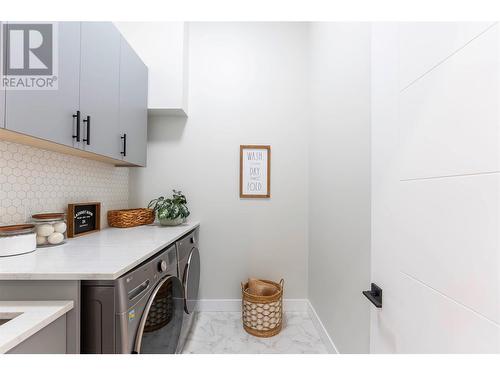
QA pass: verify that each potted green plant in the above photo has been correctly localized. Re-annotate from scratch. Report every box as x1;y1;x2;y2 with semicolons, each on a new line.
148;190;190;226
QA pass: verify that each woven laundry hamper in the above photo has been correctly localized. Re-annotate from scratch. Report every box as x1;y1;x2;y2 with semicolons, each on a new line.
241;279;284;338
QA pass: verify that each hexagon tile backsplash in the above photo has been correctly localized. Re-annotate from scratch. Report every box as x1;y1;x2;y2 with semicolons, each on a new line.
0;140;129;226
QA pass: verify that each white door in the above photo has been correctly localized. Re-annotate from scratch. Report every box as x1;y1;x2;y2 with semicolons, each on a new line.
370;22;500;353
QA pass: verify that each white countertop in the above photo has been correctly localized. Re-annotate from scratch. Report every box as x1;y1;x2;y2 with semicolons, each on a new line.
0;300;74;353
0;221;200;280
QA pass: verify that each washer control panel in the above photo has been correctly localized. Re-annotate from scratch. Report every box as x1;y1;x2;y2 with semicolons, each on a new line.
158;260;167;272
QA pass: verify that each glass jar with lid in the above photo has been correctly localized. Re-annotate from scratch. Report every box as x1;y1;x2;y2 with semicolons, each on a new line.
31;213;67;247
0;224;37;256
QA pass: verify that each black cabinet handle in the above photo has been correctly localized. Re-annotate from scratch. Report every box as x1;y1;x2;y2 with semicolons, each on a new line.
362;283;382;308
121;133;127;157
72;111;81;142
83;115;90;145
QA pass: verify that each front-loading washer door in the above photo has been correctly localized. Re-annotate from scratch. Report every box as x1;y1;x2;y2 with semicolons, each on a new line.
134;275;184;354
183;247;200;314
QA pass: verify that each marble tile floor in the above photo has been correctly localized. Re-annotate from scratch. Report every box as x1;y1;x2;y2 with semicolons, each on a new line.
182;311;329;354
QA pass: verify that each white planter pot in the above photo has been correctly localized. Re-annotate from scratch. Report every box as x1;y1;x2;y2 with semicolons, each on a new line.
158;217;186;226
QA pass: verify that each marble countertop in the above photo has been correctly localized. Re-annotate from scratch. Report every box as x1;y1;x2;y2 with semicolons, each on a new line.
0;221;199;280
0;300;74;353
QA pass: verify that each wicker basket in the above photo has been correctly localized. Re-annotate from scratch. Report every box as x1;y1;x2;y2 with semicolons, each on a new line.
241;279;284;338
107;208;155;228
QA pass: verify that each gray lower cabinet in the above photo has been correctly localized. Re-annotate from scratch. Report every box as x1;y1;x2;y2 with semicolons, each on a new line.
4;22;81;145
79;22;121;159
119;37;148;166
7;315;67;354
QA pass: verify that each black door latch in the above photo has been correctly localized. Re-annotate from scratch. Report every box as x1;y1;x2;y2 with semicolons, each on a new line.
362;283;382;308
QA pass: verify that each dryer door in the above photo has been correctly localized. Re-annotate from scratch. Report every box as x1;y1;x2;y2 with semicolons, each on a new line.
134;275;184;354
183;247;200;314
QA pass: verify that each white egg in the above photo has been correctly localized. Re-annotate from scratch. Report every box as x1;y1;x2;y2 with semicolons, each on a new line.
37;224;54;237
36;236;48;246
48;232;64;245
53;222;67;234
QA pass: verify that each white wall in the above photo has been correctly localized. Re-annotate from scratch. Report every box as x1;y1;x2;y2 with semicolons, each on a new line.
130;23;309;299
371;22;500;353
308;23;372;353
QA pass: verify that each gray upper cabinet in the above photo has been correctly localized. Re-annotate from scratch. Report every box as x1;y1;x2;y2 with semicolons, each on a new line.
0;84;4;128
0;21;148;166
4;22;81;145
79;22;121;159
119;37;148;166
0;22;4;128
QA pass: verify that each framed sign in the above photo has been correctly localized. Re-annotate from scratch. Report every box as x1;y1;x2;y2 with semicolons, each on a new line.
240;145;271;198
67;202;101;238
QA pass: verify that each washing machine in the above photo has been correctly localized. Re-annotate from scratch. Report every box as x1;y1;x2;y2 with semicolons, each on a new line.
81;244;184;354
175;228;200;353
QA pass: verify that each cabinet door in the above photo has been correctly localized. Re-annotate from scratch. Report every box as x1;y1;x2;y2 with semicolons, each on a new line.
119;37;148;166
0;22;4;128
0;83;4;128
115;22;188;114
79;22;121;159
4;22;80;145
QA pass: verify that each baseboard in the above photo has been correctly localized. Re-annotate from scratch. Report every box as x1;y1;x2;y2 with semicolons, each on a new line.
306;301;339;354
196;299;241;312
196;299;308;312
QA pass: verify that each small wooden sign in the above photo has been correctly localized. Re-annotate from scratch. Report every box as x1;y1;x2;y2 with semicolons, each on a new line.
67;202;101;238
240;145;271;198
